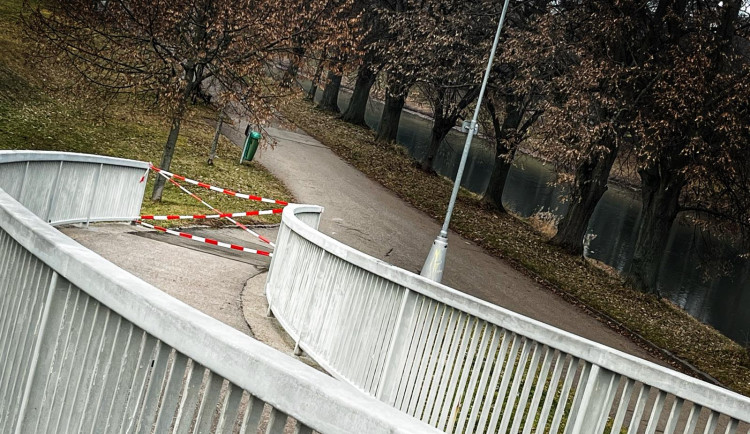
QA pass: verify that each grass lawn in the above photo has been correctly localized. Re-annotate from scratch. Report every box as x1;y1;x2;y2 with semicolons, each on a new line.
0;0;293;229
279;98;750;396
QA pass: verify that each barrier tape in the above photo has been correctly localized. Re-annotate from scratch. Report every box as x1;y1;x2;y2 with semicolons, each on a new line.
140;209;284;221
149;164;288;205
137;221;272;257
155;171;275;247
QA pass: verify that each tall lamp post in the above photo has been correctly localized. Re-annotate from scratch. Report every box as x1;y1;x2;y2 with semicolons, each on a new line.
420;0;511;282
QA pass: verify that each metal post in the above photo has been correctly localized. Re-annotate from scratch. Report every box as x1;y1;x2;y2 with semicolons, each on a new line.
420;0;511;282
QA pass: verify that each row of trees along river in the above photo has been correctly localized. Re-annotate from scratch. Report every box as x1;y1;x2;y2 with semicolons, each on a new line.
315;86;750;345
26;0;750;343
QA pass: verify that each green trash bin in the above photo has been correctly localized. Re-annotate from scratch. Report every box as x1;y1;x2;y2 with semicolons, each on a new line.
241;131;262;163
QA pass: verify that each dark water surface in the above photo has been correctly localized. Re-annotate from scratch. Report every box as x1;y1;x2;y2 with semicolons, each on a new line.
324;88;750;344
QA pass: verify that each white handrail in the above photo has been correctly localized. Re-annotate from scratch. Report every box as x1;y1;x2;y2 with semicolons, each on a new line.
0;150;148;225
267;203;750;433
0;152;441;434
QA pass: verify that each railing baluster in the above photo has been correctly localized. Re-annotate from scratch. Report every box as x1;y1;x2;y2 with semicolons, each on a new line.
663;397;685;434
460;325;499;434
645;390;668;434
425;310;465;426
522;346;554;434
266;408;288;433
628;384;653;433
535;351;565;432
722;418;739;434
437;315;476;431
499;339;535;433
194;371;224;433
239;397;265;434
403;299;440;415
88;315;125;434
43;161;63;222
510;341;546;434
417;307;457;421
610;377;636;433
173;361;205;434
549;356;579;433
134;342;172;434
377;288;420;405
0;251;37;432
119;334;159;434
61;300;104;434
683;404;702;433
41;288;84;433
215;383;244;433
12;271;57;434
366;281;402;394
294;422;314;434
486;333;524;433
102;324;140;433
568;364;619;434
85;163;103;226
703;411;720;434
152;352;189;434
357;277;389;387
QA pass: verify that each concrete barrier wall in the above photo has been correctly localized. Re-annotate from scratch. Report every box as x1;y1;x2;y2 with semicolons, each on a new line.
267;204;750;434
0;153;440;434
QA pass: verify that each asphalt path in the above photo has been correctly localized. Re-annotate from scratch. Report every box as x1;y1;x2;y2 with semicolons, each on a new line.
221;120;662;363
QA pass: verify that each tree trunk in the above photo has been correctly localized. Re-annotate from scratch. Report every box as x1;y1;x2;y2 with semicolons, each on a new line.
481;99;523;211
151;66;200;201
207;111;223;166
318;70;342;113
341;64;377;126
420;87;479;172
305;49;328;101
421;116;453;172
306;83;319;102
483;159;513;210
625;164;685;293
550;139;619;255
376;91;406;143
281;44;305;89
151;115;182;201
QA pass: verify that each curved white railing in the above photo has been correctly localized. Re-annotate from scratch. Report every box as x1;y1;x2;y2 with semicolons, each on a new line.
0;152;440;434
0;150;148;225
267;204;750;434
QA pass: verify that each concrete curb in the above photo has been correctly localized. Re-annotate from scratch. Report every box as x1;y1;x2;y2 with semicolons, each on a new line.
240;272;323;371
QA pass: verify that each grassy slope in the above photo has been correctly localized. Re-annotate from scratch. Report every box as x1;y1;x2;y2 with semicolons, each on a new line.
279;98;750;396
0;0;292;227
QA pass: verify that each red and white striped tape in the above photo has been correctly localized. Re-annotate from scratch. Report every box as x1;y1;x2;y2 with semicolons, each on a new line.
137;221;272;257
140;209;283;221
149;164;288;205
155;171;275;247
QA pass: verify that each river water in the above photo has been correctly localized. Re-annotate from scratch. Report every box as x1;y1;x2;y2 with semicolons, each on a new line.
322;89;750;344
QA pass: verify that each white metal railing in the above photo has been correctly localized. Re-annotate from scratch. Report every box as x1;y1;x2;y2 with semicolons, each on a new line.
266;204;750;434
0;152;442;434
0;150;148;225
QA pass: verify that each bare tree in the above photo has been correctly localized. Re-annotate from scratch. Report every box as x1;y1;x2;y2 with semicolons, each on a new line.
26;0;354;200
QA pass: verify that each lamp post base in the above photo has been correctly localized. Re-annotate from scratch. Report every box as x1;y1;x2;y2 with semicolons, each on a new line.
420;235;448;283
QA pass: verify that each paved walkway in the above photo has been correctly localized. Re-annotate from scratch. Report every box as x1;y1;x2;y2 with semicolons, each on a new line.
61;224;270;336
223;120;659;363
66;119;660;366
